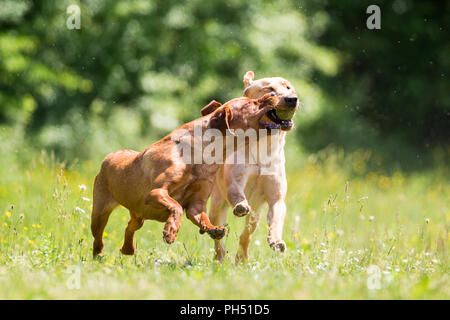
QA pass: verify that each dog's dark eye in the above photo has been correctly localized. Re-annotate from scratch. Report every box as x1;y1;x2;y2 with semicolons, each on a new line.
267;87;275;92
286;86;291;90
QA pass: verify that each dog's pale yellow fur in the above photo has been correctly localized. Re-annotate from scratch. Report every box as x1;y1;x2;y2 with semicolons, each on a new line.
208;71;299;262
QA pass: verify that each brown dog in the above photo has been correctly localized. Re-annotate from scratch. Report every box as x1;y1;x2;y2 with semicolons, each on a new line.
201;71;299;262
91;93;279;257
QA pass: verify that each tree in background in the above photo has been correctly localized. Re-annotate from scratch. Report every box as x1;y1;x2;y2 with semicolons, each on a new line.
1;0;447;166
0;0;334;159
300;0;449;155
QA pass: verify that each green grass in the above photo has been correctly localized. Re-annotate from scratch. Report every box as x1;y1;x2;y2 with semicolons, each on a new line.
0;133;448;299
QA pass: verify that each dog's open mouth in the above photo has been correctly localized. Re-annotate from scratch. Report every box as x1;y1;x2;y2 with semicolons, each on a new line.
260;109;294;131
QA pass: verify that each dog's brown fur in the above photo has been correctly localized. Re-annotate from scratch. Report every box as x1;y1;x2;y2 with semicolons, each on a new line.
91;93;279;257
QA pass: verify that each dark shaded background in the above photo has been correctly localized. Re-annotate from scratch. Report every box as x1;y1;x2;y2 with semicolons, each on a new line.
0;0;448;169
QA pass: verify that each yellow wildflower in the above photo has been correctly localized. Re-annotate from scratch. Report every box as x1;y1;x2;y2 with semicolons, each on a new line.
328;232;335;239
103;231;108;237
29;240;34;245
37;224;41;229
3;222;7;227
5;211;12;217
24;227;28;231
32;224;36;228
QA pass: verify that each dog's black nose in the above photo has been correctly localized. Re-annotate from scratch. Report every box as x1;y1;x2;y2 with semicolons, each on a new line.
284;96;298;108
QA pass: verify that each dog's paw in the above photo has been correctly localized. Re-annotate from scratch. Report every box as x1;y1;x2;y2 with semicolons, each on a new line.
233;201;251;217
207;225;227;240
162;230;176;244
92;240;104;258
120;245;135;256
163;218;180;244
270;240;286;252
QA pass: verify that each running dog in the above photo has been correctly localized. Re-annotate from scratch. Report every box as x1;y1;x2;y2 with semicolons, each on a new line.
202;71;299;262
91;92;280;257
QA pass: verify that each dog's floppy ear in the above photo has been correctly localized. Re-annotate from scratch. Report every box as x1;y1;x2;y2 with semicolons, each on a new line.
243;71;254;88
209;105;233;133
253;93;279;118
201;100;222;116
258;92;279;108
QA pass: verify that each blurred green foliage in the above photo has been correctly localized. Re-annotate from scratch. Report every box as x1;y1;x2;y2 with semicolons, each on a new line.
0;0;448;165
300;0;450;152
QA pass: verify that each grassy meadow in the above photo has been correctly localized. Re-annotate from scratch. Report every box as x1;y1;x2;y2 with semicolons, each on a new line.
1;0;448;301
0;127;448;299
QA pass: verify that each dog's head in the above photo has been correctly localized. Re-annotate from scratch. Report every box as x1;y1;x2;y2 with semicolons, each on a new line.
207;94;279;134
243;71;299;131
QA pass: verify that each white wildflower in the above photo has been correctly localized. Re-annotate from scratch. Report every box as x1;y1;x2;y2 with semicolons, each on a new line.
75;207;86;214
154;259;163;267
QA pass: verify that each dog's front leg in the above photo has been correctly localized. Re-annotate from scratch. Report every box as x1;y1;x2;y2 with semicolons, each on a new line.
184;180;227;240
266;199;287;252
263;174;287;252
225;165;251;217
146;188;183;244
187;201;227;240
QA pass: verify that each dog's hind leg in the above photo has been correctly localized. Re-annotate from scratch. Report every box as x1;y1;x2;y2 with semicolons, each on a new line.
91;174;118;257
236;209;262;263
209;185;228;262
120;212;144;255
